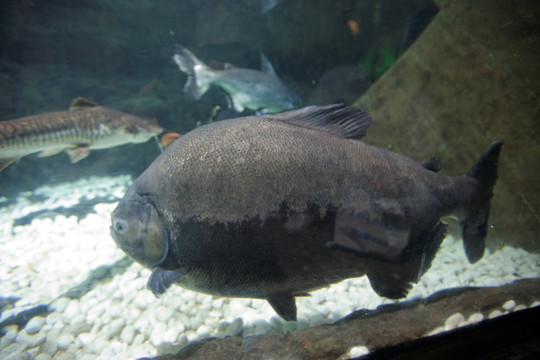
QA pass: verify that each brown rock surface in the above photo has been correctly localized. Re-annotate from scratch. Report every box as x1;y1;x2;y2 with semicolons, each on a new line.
354;0;540;252
139;279;540;360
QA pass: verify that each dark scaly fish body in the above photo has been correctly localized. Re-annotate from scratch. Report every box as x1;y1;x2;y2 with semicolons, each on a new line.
173;45;301;114
0;97;163;171
110;105;501;321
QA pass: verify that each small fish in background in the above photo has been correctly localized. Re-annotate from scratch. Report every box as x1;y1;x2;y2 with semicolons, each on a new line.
308;65;371;105
261;0;281;14
0;97;163;171
160;132;182;149
111;104;502;321
173;44;301;114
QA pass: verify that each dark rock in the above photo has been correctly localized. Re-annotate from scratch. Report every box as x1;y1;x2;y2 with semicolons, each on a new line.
354;0;540;252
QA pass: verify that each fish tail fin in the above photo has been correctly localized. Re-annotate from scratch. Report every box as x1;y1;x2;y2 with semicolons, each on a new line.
461;141;503;263
173;45;214;100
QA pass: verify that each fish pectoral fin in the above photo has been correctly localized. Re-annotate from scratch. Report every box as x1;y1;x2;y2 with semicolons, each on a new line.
331;209;410;262
267;293;297;321
0;158;18;171
66;145;91;163
147;268;185;297
37;148;66;158
366;222;448;299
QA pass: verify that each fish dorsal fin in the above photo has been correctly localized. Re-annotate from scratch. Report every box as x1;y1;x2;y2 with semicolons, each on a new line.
421;157;442;172
260;52;277;76
277;104;372;140
70;97;99;110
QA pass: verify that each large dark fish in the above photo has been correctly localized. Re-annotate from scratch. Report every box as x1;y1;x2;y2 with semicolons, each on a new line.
173;45;301;114
0;97;163;171
110;104;501;321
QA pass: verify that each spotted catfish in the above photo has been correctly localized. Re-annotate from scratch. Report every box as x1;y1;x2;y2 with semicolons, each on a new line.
0;97;163;171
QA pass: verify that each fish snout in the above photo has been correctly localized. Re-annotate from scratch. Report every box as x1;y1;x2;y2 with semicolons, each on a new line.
110;200;169;268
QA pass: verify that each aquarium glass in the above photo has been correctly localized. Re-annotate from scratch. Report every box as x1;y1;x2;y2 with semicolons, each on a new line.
1;0;538;359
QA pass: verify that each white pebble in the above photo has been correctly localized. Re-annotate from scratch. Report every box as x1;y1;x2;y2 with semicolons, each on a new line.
226;318;244;337
100;341;122;358
84;339;108;355
101;318;125;339
54;351;76;360
78;333;95;347
132;334;145;347
150;322;167;347
56;334;75;350
38;340;58;356
62;301;80;323
196;324;212;338
488;310;503;319
530;301;540;308
34;354;52;360
26;316;45;335
15;331;46;348
502;300;516;311
3;325;18;341
444;313;465;331
108;303;123;318
163;327;180;343
513;304;527;312
467;313;484;323
426;326;445;336
120;325;135;345
155;305;174;323
347;345;369;358
0;343;27;358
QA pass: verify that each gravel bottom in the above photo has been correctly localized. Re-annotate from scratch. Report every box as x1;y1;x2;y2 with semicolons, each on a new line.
0;175;539;360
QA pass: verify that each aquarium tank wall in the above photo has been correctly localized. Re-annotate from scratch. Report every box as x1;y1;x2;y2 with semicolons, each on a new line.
0;0;539;359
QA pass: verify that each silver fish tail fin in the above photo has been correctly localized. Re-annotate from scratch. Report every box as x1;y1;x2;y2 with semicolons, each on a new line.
461;141;503;263
173;45;213;100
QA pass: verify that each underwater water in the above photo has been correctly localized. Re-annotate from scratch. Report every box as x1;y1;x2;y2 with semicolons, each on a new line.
1;0;539;359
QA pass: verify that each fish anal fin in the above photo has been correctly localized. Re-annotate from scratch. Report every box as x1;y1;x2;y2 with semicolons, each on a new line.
66;145;91;163
230;94;245;113
367;222;448;299
331;209;410;262
277;104;371;140
37;148;66;158
70;97;99;110
147;268;185;297
367;267;413;299
267;293;297;321
0;158;17;171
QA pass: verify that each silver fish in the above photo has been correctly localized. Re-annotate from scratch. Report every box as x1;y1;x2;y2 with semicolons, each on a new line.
173;44;301;114
110;104;501;321
0;97;163;171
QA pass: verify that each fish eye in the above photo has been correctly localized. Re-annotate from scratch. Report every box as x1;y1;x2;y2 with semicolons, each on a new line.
114;219;128;234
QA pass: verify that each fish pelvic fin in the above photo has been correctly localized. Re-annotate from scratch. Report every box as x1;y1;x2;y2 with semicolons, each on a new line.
461;141;503;263
173;45;213;100
267;293;297;321
0;158;17;171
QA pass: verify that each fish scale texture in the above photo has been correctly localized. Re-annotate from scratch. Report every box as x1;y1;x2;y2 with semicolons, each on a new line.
141;115;445;226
